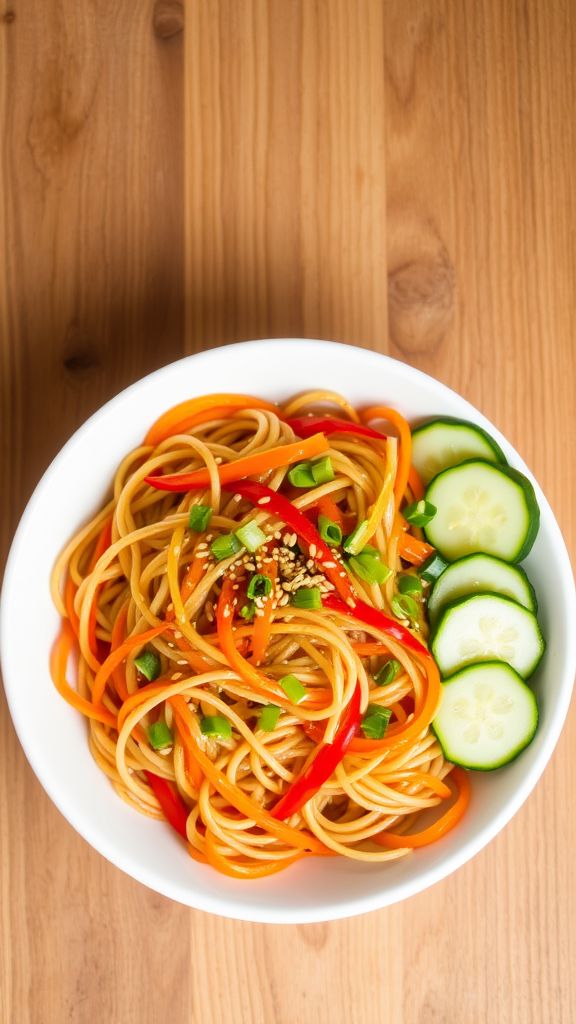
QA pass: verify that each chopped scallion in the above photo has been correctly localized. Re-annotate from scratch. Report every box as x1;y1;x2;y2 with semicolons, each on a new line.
291;586;322;610
318;514;342;547
210;532;242;561
343;520;370;555
279;674;307;703
361;704;392;739
247;574;273;600
134;650;161;681
258;705;282;731
235;519;267;553
374;659;402;686
403;499;437;527
188;504;212;532
147;721;173;750
310;456;335;485
391;593;419;621
418;552;448;583
398;573;423;595
348;553;392;586
288;462;317;488
239;602;255;621
200;715;232;739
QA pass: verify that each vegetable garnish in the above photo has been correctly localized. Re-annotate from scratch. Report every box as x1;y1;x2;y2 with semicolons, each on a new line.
210;533;242;561
200;715;233;740
258;705;282;732
374;660;402;686
390;593;419;622
317;514;342;547
291;587;322;610
144;434;330;492
148;721;173;749
279;674;308;703
403;499;437;527
134;650;162;681
361;704;392;739
235;520;267;552
348;553;392;586
247;574;273;600
188;504;212;532
397;574;423;596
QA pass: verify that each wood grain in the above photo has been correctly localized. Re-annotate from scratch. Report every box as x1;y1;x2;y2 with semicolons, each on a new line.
1;2;575;1022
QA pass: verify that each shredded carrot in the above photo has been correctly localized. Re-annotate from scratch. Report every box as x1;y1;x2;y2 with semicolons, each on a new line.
250;560;278;666
399;533;435;566
351;642;392;657
145;433;330;492
144;394;278;446
216;579;287;703
204;829;307;878
362;405;412;511
374;768;470;848
170;696;330;855
317;495;343;528
50;623;116;728
180;552;207;604
170;695;204;790
348;653;442;754
91;623;169;707
408;465;425;501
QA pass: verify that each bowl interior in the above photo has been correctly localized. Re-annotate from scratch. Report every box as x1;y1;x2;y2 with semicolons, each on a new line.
2;339;575;923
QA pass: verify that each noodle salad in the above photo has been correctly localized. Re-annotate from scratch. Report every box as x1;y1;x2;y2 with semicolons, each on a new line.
50;391;543;878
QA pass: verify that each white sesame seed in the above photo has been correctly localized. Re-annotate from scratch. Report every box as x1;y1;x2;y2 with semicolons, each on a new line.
323;561;336;569
174;631;182;639
215;457;223;464
172;673;183;680
257;496;271;505
309;544;317;557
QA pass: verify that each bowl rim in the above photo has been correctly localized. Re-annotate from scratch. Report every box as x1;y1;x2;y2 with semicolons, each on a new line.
2;338;575;923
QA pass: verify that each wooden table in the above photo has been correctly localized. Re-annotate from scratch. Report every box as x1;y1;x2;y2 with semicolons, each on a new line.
1;3;575;1021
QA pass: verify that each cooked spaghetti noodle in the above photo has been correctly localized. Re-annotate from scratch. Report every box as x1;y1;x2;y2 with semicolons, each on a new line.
50;391;470;878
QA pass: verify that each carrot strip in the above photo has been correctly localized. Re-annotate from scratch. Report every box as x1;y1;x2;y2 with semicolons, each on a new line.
348;654;441;754
373;768;470;848
170;695;204;790
216;579;286;703
145;394;278;446
399;533;434;566
50;623;116;728
362;406;412;511
145;433;330;492
351;642;391;657
408;466;425;501
170;697;329;855
317;495;343;528
91;623;169;707
250;560;278;666
204;830;306;878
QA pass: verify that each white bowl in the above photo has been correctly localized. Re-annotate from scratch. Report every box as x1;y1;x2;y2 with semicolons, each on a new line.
2;340;575;923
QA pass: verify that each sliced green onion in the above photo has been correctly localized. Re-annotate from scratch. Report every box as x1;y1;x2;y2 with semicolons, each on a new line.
398;573;423;595
291;586;322;610
403;499;437;527
235;519;267;553
343;520;370;555
147;721;173;749
188;504;212;532
247;574;273;600
288;462;316;488
418;552;448;583
239;602;255;621
391;593;419;621
258;705;282;731
200;715;232;739
279;674;308;703
361;704;392;739
134;650;161;681
318;514;342;547
374;659;402;686
355;544;380;559
310;456;334;485
210;532;242;561
348;554;392;586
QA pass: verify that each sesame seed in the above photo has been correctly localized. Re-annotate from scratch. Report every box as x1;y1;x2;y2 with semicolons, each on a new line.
309;544;317;557
177;659;188;665
215;457;223;464
232;584;239;591
172;673;183;680
323;561;336;569
174;631;182;639
274;531;282;540
233;494;242;502
306;559;315;570
257;496;271;505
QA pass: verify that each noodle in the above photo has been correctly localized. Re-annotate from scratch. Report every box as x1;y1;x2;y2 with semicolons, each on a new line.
50;391;469;877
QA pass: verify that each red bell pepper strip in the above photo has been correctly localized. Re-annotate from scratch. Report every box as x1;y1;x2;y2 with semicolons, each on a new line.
270;683;362;820
322;593;430;659
229;480;356;604
144;770;189;840
287;415;386;441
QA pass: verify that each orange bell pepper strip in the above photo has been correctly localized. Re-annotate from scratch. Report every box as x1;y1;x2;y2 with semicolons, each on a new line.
373;767;470;848
144;394;278;446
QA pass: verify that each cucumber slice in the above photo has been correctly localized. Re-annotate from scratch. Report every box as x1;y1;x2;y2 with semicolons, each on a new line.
412;417;506;485
428;554;537;625
424;459;540;562
431;592;544;678
433;661;538;770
